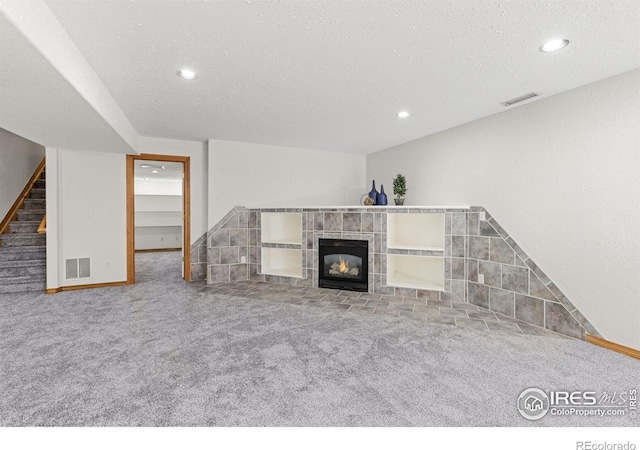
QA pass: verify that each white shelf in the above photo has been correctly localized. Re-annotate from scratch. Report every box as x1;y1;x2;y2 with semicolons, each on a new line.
261;212;302;245
135;211;182;227
261;247;302;278
387;254;444;291
134;225;182;250
387;213;445;251
135;193;181;197
135;194;182;212
262;267;302;278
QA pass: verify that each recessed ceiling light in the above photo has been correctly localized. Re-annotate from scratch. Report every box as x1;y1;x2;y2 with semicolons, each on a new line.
540;38;569;52
177;68;197;80
151;170;159;174
397;111;410;118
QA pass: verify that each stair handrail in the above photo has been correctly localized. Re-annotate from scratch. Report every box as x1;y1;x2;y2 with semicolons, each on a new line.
0;157;46;237
37;215;46;234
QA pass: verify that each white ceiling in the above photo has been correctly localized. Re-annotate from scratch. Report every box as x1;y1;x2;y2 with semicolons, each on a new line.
6;1;640;155
0;2;138;154
134;160;183;182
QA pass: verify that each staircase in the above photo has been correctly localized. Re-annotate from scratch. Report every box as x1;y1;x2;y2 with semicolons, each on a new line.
0;163;47;294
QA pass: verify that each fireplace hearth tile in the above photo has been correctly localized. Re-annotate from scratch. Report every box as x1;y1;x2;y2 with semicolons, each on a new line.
467;310;498;321
401;297;428;306
380;294;404;304
427;315;456;325
306;300;330;308
398;311;428;321
365;300;390;309
454;318;489;330
201;280;571;338
302;292;327;300
373;309;401;318
348;305;375;314
450;302;479;311
427;299;453;308
325;302;352;311
486;321;523;334
323;294;347;303
413;305;441;315
438;308;469;319
416;290;440;301
341;297;369;306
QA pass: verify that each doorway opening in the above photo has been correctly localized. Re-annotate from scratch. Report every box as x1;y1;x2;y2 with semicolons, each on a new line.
126;154;191;284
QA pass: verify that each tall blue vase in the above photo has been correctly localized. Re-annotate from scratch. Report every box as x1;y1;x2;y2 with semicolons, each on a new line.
368;181;378;205
378;184;388;206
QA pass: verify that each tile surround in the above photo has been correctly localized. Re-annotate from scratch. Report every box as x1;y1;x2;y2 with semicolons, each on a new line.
190;205;598;341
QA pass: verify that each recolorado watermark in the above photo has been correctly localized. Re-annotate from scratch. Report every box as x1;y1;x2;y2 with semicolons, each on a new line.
517;387;637;421
576;442;636;450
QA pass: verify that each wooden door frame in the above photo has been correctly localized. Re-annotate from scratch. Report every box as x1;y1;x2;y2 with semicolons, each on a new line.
126;153;191;284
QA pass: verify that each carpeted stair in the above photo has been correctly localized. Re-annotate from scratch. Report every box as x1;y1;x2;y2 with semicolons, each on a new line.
0;171;46;293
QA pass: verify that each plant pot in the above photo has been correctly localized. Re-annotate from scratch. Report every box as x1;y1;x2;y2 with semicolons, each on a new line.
394;198;405;205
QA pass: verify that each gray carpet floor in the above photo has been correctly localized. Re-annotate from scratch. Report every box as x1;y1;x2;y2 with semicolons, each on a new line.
0;251;637;426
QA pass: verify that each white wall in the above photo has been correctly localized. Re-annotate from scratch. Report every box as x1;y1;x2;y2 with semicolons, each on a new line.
367;69;640;349
138;136;208;245
207;139;366;227
0;127;45;218
47;148;127;288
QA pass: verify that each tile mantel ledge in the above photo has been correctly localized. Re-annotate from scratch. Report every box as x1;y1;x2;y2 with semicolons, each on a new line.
246;205;472;211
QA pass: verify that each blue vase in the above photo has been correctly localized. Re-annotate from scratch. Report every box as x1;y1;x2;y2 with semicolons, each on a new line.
368;181;378;205
378;185;388;206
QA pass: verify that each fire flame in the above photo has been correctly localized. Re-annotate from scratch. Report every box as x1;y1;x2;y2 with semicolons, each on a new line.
338;256;349;273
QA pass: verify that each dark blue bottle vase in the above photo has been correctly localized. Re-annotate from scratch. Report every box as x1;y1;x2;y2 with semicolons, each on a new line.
378;184;388;206
368;181;378;205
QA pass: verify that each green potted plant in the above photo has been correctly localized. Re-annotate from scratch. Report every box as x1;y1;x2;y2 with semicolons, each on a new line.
392;174;407;205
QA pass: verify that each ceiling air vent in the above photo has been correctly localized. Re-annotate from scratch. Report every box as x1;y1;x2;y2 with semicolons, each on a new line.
501;92;539;107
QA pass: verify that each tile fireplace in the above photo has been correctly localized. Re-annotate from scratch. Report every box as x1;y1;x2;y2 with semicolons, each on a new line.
196;205;597;341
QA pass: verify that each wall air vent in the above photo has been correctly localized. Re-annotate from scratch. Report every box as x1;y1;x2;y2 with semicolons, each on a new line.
65;258;91;280
501;92;539;107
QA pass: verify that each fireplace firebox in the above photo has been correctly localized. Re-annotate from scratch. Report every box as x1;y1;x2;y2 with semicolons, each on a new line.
318;238;368;292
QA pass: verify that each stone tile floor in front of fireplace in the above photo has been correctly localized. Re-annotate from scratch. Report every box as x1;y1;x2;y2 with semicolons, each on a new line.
200;281;570;339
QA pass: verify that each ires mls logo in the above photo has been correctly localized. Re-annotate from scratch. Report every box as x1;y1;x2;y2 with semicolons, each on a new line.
517;388;551;420
517;388;637;421
550;390;597;406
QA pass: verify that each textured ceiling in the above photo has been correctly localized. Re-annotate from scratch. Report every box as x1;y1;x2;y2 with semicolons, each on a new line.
134;160;183;182
44;0;640;154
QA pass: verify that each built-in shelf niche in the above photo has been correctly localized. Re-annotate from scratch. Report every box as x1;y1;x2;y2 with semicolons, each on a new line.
134;194;182;249
261;247;303;278
387;213;445;251
387;254;445;291
261;212;302;245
